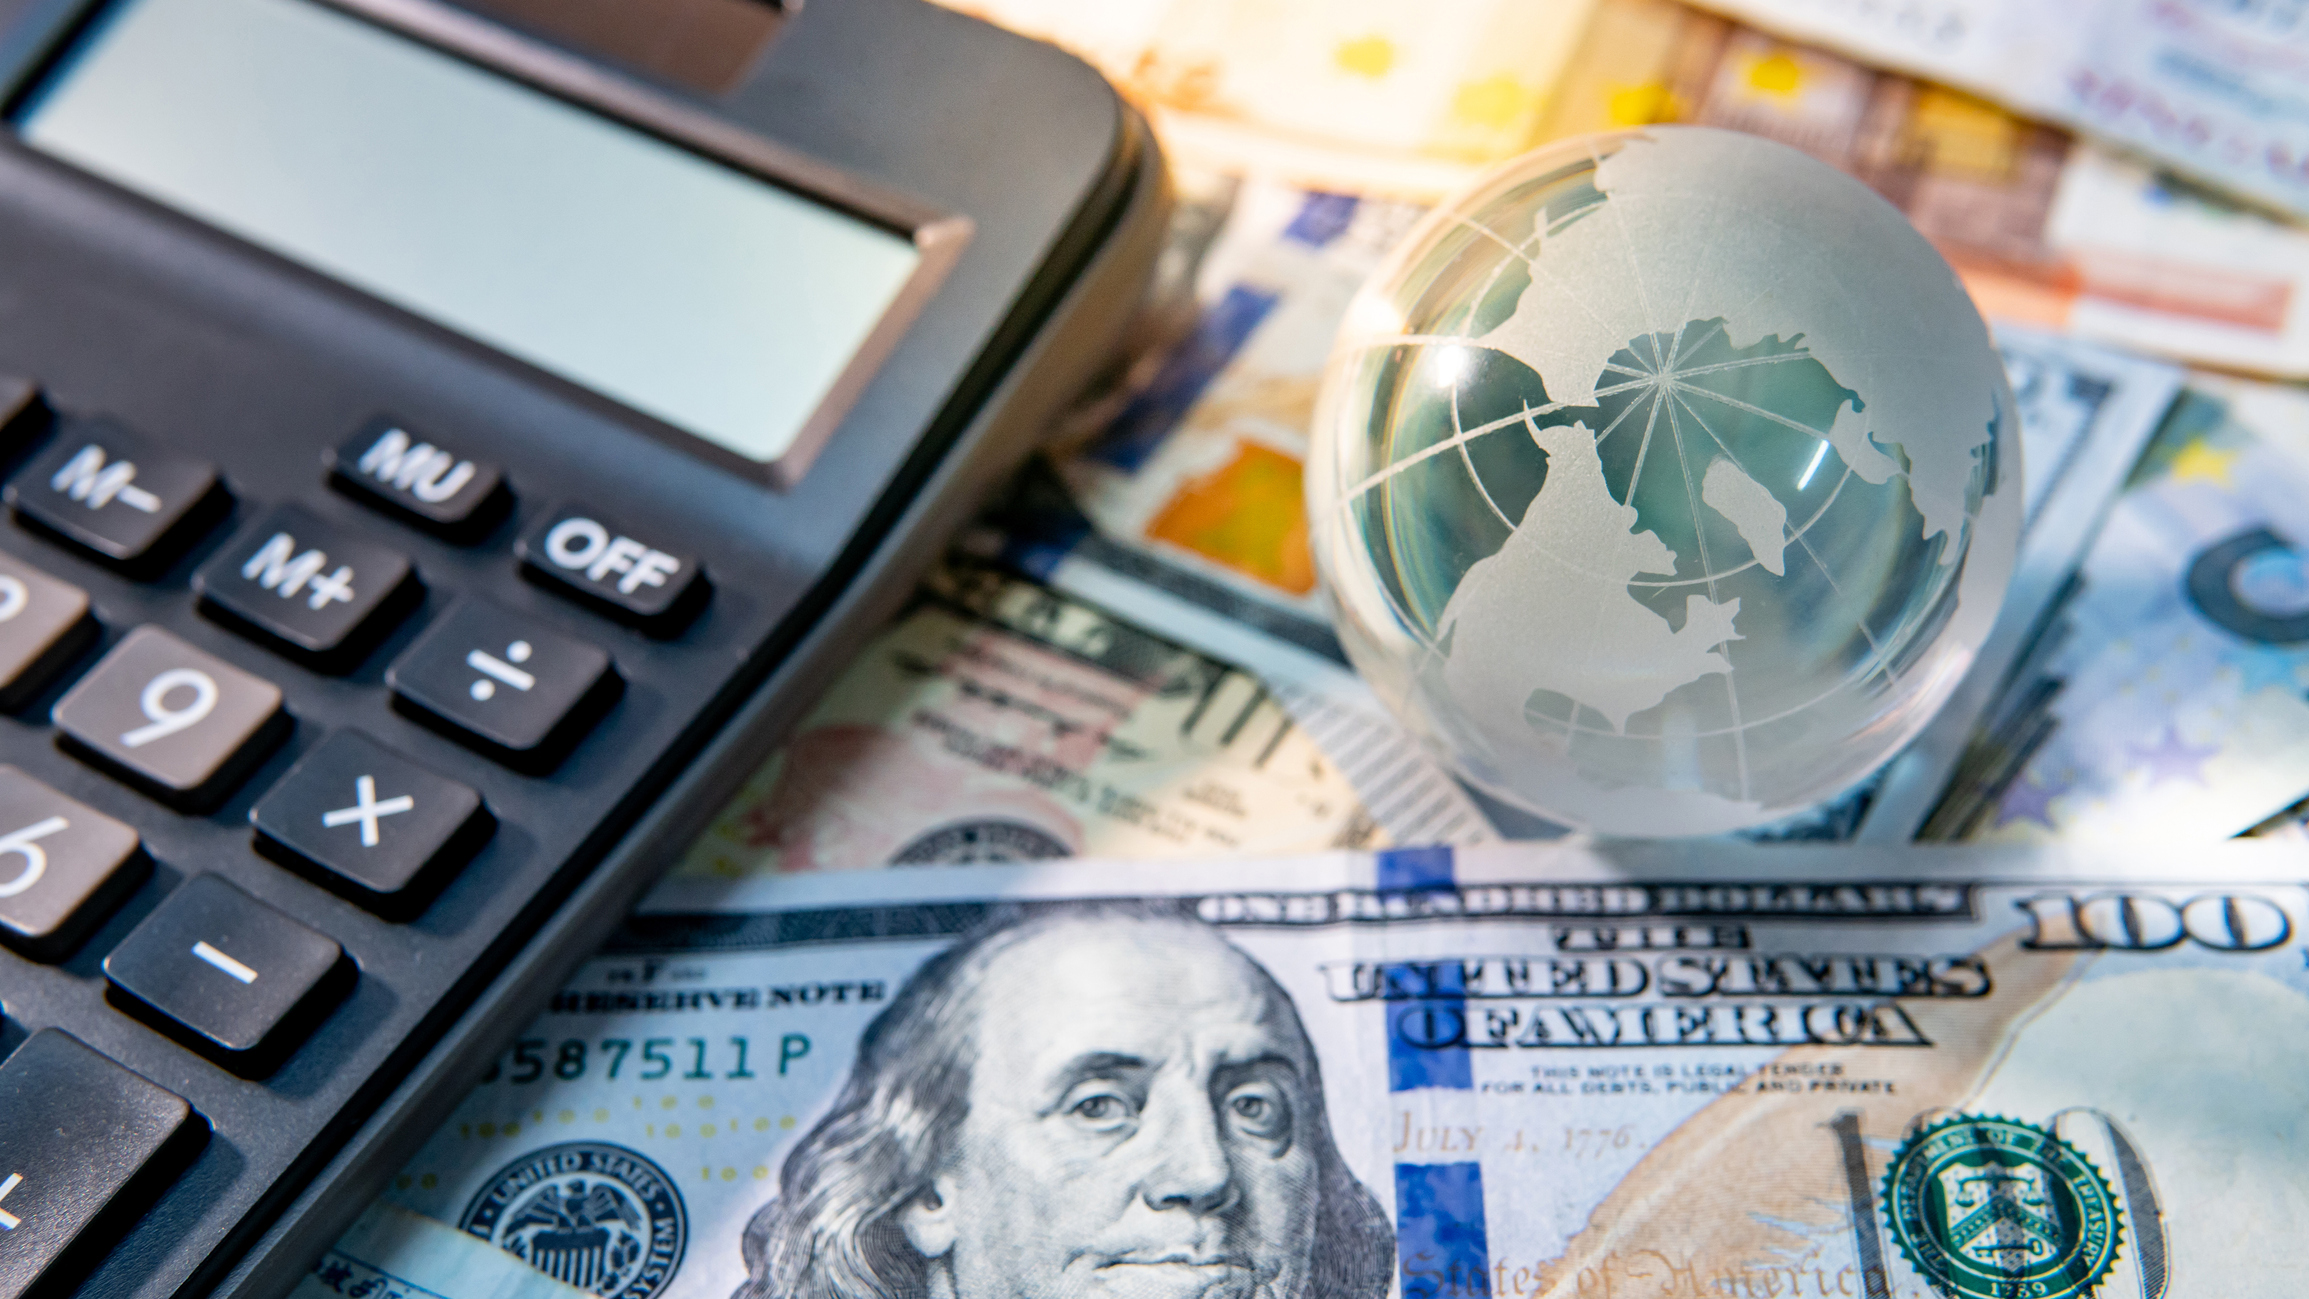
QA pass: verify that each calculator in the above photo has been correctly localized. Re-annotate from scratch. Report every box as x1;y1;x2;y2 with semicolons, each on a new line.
0;0;1165;1292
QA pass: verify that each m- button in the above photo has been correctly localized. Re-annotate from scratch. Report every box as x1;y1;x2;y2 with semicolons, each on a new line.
6;418;229;574
195;505;420;669
517;506;706;630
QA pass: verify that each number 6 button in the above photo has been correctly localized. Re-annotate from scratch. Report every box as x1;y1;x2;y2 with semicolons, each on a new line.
53;627;289;811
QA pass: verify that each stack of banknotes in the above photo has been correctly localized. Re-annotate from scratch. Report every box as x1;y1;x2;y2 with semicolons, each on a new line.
323;1;2309;1295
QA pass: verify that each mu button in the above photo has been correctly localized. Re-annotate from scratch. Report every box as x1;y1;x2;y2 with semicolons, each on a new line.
252;731;491;909
195;505;420;668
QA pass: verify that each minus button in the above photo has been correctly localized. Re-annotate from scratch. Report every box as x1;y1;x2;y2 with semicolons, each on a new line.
191;939;257;984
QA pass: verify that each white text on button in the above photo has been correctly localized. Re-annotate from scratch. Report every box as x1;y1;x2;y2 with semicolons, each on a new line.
191;939;258;984
544;518;681;595
51;445;162;513
241;533;357;610
0;1171;24;1230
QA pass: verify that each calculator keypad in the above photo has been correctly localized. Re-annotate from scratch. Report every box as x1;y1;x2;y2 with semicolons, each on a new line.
6;420;228;572
0;766;143;961
0;1030;197;1297
0;551;93;711
53;627;289;811
251;730;491;906
386;599;618;769
194;504;420;667
103;874;347;1063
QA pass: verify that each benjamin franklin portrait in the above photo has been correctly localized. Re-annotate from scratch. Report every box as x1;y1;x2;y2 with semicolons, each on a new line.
732;902;1393;1299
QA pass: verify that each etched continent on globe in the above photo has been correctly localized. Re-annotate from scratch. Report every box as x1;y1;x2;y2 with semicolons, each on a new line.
1308;128;2021;834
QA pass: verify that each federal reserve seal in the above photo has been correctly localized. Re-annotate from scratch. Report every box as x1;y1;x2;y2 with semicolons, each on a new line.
461;1142;688;1298
889;819;1070;864
1882;1115;2121;1299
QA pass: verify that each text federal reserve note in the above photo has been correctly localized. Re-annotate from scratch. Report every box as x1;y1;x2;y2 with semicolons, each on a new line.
383;840;2309;1297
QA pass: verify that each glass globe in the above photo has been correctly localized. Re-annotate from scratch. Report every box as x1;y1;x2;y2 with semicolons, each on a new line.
1307;127;2020;836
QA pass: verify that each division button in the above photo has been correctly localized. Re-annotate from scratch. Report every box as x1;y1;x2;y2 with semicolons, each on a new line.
327;418;508;540
5;418;229;574
516;506;707;631
251;731;491;907
386;600;618;771
0;1029;198;1299
0;766;145;961
102;874;347;1065
194;505;420;669
0;550;94;711
53;627;289;811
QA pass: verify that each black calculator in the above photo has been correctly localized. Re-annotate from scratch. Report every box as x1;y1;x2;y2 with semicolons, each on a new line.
0;0;1164;1292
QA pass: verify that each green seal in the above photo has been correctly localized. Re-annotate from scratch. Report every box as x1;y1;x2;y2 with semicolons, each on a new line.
1882;1115;2122;1299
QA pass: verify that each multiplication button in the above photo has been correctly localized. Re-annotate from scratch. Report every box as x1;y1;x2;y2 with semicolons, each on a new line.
5;418;228;574
0;1030;198;1299
103;875;348;1067
386;600;618;771
252;731;491;909
53;627;289;811
0;766;145;961
194;505;420;669
0;551;94;710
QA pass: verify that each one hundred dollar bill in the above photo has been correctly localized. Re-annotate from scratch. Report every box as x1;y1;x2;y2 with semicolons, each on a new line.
372;840;2309;1297
666;561;1386;875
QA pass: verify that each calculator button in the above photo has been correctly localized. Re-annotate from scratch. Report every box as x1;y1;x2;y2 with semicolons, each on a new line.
6;419;228;572
386;600;618;769
0;1030;197;1298
103;874;347;1061
0;377;52;449
0;551;94;711
194;505;420;668
327;419;508;540
53;627;289;811
252;731;491;906
0;766;144;961
516;505;707;630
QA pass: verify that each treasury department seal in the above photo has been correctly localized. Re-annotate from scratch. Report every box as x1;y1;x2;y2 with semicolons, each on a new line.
1882;1115;2121;1299
461;1141;688;1298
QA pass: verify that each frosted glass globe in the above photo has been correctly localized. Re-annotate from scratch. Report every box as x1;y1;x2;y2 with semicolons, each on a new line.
1307;127;2020;836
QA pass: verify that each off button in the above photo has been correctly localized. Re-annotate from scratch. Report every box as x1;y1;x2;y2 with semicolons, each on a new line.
516;506;706;632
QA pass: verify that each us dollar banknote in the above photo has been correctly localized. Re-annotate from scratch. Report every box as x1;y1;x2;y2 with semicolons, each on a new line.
359;840;2309;1298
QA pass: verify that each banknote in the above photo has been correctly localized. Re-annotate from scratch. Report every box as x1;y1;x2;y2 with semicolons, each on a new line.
1851;328;2180;841
1535;0;2309;378
372;839;2309;1297
293;1202;583;1299
926;0;1601;199
1688;0;2309;224
665;561;1385;876
1948;374;2309;843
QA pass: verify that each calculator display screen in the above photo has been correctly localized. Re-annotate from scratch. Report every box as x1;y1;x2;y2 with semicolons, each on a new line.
14;0;926;471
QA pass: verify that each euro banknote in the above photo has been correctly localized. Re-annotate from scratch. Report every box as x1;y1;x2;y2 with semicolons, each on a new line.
1536;0;2309;379
925;0;1602;199
1942;374;2309;843
357;839;2309;1297
1687;0;2309;224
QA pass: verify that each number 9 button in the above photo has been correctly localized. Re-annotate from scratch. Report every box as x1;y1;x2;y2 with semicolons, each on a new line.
53;627;288;811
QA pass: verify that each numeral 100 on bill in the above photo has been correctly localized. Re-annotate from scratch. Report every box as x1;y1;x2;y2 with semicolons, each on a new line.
2018;892;2291;950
